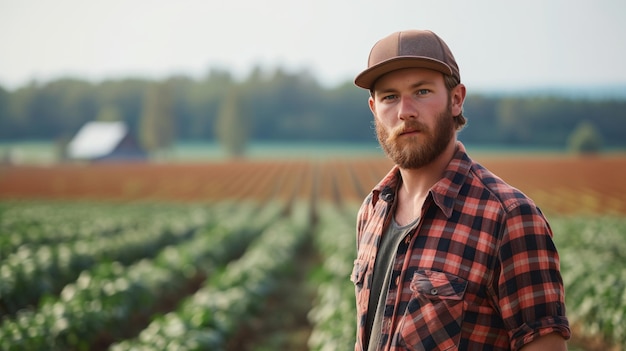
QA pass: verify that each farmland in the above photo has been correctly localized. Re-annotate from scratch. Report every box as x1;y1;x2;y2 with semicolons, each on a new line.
1;154;625;350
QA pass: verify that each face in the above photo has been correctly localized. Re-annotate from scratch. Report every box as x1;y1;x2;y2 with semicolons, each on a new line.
369;68;462;169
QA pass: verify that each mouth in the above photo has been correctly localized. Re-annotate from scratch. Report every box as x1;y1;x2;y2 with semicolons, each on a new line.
398;128;421;136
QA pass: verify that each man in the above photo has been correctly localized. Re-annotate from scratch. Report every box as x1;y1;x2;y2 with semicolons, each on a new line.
351;30;571;351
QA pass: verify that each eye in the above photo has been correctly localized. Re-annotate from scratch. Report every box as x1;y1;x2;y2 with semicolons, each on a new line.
416;89;430;95
381;94;398;102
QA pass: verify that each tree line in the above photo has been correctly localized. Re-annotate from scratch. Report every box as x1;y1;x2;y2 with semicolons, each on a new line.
0;66;624;154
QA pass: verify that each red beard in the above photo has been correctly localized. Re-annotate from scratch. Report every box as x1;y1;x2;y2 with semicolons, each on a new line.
375;106;455;169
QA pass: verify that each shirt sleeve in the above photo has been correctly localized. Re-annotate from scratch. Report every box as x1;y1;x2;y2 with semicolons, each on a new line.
493;202;571;351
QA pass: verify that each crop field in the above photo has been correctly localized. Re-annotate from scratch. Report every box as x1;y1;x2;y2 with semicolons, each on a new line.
0;154;625;350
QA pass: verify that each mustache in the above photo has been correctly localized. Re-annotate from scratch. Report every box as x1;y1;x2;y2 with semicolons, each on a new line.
389;121;428;139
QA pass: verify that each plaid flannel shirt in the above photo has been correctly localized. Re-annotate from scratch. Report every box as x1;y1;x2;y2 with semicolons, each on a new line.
352;142;570;351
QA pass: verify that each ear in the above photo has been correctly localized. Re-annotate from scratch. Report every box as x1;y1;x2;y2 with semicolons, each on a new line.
450;83;466;117
368;95;377;117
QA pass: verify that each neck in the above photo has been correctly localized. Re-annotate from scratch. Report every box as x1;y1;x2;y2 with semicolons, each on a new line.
397;138;457;205
393;138;456;226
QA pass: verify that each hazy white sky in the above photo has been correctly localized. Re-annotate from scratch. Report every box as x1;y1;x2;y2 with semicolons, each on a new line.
1;0;625;91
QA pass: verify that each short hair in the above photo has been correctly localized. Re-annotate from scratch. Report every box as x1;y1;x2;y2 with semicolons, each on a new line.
443;74;466;130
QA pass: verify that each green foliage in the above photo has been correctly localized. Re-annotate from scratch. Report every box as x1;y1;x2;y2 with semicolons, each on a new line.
95;105;122;122
551;216;626;348
140;81;175;153
567;120;604;154
308;203;357;351
110;202;309;351
215;88;248;157
496;98;532;143
0;202;214;313
3;69;625;150
0;201;284;350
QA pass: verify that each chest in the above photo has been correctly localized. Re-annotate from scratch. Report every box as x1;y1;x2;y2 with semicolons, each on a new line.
358;202;502;289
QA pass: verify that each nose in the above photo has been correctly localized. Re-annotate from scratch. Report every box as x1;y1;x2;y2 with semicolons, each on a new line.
397;95;417;120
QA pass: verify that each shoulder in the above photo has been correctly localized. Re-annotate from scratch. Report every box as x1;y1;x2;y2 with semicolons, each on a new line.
437;143;542;219
460;160;552;241
469;161;540;215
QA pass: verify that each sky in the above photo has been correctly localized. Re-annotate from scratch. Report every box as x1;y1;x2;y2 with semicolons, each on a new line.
1;0;625;92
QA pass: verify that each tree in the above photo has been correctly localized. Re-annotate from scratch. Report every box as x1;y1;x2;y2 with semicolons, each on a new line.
567;120;603;155
96;105;123;122
496;98;532;144
139;81;175;154
215;88;248;157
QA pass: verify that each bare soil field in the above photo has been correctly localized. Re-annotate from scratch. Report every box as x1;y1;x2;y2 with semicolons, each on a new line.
1;154;624;215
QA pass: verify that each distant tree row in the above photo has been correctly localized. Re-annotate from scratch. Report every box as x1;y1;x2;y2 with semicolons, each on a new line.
1;66;625;155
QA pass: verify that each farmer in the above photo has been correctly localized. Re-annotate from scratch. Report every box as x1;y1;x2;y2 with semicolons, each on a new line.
351;30;571;351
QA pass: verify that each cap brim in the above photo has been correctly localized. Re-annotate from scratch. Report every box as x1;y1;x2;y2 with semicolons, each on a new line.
354;56;453;90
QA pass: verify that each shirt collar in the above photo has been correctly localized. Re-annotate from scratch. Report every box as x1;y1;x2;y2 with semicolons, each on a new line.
370;141;473;218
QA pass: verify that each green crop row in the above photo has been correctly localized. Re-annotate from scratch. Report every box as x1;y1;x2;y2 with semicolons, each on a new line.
552;216;626;349
307;203;357;351
109;201;311;351
0;201;285;351
0;201;205;257
0;206;211;315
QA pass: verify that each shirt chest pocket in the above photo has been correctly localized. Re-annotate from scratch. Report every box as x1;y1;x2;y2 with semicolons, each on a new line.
410;270;467;301
395;270;468;351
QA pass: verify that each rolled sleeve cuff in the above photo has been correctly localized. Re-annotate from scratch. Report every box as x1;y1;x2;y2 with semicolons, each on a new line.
510;316;571;351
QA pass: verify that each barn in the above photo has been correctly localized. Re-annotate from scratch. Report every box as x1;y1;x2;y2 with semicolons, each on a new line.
66;121;147;162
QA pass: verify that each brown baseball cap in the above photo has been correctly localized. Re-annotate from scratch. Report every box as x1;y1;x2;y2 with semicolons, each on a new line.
354;30;460;90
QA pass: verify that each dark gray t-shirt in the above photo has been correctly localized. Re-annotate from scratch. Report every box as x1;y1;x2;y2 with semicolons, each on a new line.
365;216;419;351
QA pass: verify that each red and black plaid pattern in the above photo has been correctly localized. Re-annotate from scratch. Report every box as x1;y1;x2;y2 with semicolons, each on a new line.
352;142;570;351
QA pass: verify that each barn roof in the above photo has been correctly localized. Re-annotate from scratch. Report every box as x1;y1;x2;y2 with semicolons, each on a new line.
67;121;128;159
